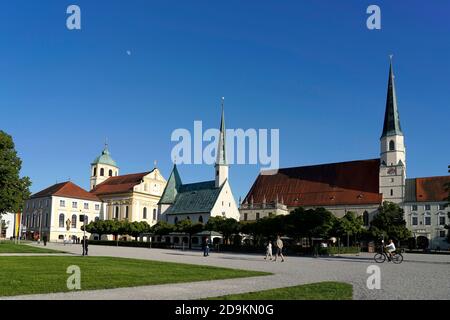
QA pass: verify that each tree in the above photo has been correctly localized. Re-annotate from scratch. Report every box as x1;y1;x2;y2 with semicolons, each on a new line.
205;216;239;244
175;219;203;249
333;212;364;246
369;202;411;242
288;207;336;240
127;221;150;241
0;131;31;217
151;221;175;236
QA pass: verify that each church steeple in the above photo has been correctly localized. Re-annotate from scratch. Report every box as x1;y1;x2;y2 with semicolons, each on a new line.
381;57;403;138
215;97;229;187
379;56;406;204
216;97;227;165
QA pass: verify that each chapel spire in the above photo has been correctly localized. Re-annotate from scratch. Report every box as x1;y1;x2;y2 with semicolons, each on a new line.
381;56;403;138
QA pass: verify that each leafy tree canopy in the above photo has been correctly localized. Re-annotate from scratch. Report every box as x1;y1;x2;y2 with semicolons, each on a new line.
0;131;31;216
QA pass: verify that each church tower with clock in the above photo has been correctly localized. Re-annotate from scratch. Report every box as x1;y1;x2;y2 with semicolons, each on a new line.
379;58;406;204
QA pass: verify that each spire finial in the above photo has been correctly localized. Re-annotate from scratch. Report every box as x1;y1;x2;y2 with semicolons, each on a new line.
154;160;157;169
389;54;394;61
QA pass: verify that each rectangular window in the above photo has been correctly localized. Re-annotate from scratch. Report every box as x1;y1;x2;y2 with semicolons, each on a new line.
256;212;260;220
46;199;49;207
439;217;446;226
84;203;89;210
95;204;100;211
125;206;129;219
72;202;77;209
244;213;248;221
425;217;431;225
412;205;418;211
439;204;446;210
440;231;446;238
60;200;65;207
425;204;431;211
39;200;42;208
412;217;418;226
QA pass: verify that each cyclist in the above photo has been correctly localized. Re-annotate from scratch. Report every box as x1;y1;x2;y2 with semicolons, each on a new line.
385;239;396;260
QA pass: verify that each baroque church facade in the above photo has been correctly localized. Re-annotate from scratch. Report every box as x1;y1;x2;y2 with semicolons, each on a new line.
240;60;450;250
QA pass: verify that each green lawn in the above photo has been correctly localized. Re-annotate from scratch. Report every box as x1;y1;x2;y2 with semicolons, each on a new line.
207;282;353;300
0;242;64;254
0;256;270;297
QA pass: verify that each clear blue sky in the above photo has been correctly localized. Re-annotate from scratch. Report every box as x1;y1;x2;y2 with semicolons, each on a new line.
1;1;449;201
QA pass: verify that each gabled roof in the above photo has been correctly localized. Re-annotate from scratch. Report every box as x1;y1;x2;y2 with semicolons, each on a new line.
31;181;100;201
91;171;151;195
381;60;403;138
405;176;450;203
164;180;223;215
159;164;182;205
243;159;382;207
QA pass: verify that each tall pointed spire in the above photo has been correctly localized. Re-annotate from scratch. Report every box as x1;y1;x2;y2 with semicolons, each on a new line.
216;97;227;166
381;56;403;138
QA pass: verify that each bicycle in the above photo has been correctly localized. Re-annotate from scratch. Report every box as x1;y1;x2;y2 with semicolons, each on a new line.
374;246;403;264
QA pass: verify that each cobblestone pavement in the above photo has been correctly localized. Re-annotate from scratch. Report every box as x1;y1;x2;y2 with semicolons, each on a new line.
2;243;450;300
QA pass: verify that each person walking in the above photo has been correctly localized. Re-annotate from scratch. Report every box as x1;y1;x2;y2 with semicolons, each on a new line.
82;236;89;256
264;241;273;260
203;237;210;257
274;236;285;262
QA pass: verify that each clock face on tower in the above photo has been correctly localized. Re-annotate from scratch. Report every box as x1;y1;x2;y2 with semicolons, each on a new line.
387;168;397;175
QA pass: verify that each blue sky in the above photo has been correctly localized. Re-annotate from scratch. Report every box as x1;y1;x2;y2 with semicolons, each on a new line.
1;1;449;201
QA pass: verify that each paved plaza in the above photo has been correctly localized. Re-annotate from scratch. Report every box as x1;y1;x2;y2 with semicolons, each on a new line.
2;243;450;300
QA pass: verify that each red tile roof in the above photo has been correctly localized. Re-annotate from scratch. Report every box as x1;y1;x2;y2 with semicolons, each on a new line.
31;181;100;201
415;176;450;202
244;159;382;207
91;172;151;195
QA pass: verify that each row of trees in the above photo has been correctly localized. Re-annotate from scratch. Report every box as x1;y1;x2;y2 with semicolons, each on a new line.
84;201;413;248
237;202;411;246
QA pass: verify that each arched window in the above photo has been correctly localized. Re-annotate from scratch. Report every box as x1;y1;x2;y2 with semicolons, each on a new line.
174;217;178;224
93;167;97;176
363;211;369;227
187;216;191;221
125;206;129;219
71;215;77;228
153;209;157;221
389;140;395;151
114;207;119;219
390;189;394;196
143;207;147;219
59;214;65;228
109;169;113;177
100;168;104;176
95;217;99;222
198;216;203;223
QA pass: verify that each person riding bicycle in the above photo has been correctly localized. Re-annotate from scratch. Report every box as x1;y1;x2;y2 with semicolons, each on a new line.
385;239;396;259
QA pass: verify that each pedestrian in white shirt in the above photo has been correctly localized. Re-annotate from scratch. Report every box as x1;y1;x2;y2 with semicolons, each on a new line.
264;241;273;260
